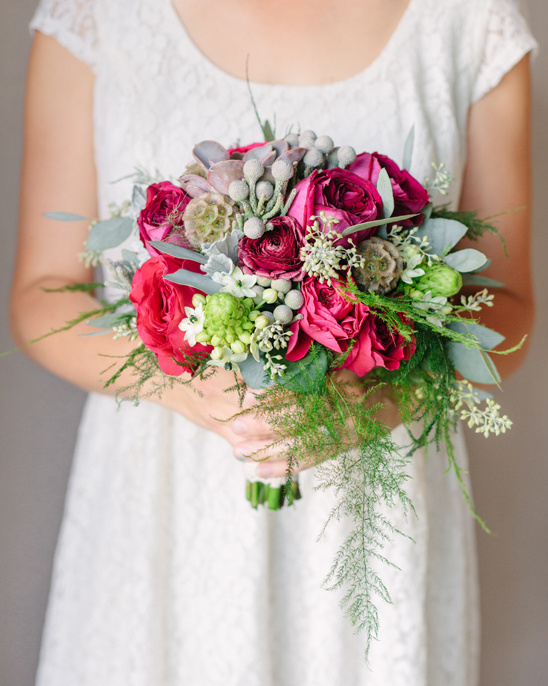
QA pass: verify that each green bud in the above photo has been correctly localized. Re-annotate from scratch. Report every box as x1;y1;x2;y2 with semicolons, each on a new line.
271;279;292;294
231;340;246;354
239;331;251;345
195;332;210;343
402;244;422;261
192;293;207;307
254;315;270;330
263;288;278;304
210;347;224;360
415;263;462;297
211;334;223;347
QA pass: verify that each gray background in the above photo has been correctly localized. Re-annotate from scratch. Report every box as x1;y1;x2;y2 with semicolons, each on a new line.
1;2;546;684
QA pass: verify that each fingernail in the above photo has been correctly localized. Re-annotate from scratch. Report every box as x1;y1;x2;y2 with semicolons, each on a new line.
231;420;248;435
256;464;273;478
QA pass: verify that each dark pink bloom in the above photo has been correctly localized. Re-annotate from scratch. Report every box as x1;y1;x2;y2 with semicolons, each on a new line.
288;168;383;244
348;152;429;226
239;215;305;282
286;277;414;376
138;181;193;260
129;256;211;376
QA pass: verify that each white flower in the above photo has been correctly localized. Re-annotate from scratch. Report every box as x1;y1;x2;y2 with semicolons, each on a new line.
179;303;205;346
412;290;449;327
219;266;258;298
207;346;248;371
400;252;425;284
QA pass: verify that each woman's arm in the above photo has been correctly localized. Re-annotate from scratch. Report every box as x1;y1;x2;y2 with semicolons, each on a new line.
10;32;276;456
459;55;534;379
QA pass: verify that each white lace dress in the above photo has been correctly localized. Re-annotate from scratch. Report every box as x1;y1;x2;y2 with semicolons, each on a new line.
30;1;536;684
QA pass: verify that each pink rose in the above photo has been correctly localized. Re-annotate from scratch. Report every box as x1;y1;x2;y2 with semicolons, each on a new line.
288;168;383;244
138;181;193;260
367;314;416;371
348;152;429;226
129;256;211;376
286;277;415;376
238;215;305;282
286;277;377;376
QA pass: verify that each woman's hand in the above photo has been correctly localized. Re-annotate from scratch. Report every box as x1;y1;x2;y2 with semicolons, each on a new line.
226;369;403;479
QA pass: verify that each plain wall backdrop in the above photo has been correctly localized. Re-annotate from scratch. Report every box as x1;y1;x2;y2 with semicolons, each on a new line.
1;2;546;685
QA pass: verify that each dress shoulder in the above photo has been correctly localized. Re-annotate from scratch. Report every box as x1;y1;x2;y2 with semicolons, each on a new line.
471;0;538;102
30;0;98;71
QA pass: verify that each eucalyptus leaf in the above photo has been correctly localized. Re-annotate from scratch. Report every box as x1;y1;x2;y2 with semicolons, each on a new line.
238;355;273;389
86;313;124;329
278;347;329;394
121;249;139;264
341;213;418;237
447;342;501;385
448;321;505;351
444;249;487;273
79;330;115;337
412;218;468;256
468;258;491;274
44;211;88;222
85;216;134;251
377;168;394;218
402;125;415;171
129;185;147;220
163;269;222;295
149;241;207;264
461;274;504;288
422;203;433;223
376;226;389;240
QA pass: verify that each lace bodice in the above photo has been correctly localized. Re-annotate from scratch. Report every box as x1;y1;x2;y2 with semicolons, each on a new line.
31;0;536;220
29;2;536;685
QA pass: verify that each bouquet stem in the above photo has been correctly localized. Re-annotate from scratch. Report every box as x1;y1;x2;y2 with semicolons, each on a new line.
244;463;301;510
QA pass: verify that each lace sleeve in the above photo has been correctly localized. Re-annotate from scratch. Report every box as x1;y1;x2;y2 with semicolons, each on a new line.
30;0;98;71
472;0;538;103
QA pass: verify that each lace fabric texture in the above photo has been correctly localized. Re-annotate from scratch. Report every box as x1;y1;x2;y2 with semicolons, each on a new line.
29;0;536;684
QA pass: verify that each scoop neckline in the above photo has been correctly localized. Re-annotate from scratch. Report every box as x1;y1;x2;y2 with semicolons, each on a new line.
166;0;418;90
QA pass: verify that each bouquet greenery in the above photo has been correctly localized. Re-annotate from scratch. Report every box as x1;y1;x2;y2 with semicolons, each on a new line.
43;124;517;652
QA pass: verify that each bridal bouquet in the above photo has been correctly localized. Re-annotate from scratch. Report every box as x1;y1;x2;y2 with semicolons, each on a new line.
45;125;516;651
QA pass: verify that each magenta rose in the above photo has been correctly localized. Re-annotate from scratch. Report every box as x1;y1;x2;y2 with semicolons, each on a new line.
367;314;416;371
286;277;415;376
138;181;193;260
288;168;383;244
285;277;377;376
129;256;211;376
239;215;305;282
348;152;429;226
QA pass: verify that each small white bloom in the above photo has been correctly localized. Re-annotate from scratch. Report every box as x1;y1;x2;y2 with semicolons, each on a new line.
207;346;248;371
412;290;449;327
219;266;258;298
179;303;205;346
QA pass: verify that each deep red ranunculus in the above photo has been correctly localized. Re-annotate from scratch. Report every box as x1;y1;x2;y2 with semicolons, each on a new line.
129;256;211;376
288;168;383;244
286;277;414;376
238;215;305;282
348;152;429;227
138;181;193;260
